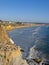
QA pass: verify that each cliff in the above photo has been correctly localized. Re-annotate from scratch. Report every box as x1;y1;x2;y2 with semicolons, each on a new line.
0;25;28;65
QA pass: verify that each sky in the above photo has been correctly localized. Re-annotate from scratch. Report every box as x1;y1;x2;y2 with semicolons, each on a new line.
0;0;49;23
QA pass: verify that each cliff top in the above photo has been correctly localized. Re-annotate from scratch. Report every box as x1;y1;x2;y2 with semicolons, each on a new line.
0;24;22;65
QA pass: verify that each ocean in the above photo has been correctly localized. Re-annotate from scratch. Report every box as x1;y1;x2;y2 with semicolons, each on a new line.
7;26;49;60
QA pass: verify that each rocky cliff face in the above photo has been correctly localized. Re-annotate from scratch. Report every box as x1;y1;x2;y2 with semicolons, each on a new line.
0;25;28;65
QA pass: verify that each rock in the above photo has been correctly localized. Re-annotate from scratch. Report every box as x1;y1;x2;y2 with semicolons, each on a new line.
0;25;28;65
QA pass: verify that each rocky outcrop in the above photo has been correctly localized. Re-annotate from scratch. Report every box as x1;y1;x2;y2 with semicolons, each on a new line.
0;43;28;65
0;25;28;65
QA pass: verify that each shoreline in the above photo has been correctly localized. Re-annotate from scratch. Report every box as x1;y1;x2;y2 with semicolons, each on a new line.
5;23;47;31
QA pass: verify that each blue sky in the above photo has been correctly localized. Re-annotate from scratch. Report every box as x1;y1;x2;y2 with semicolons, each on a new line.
0;0;49;23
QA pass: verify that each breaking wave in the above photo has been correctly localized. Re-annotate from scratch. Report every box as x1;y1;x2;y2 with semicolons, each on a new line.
8;26;49;64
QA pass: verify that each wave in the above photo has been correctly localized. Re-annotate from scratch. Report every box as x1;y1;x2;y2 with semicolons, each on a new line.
26;45;49;65
32;26;41;35
10;38;14;44
27;45;38;59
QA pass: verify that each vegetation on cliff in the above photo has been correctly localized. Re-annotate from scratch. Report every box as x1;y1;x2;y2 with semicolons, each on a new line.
0;23;28;65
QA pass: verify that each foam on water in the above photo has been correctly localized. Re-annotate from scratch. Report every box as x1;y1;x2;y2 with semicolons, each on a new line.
7;26;49;64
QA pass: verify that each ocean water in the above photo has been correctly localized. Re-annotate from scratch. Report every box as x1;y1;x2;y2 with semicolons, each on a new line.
7;26;49;59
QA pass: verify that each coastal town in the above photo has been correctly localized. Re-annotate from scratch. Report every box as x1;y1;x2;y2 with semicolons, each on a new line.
0;20;49;31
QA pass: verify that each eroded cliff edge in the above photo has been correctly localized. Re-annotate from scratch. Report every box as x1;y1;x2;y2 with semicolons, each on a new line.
0;25;28;65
